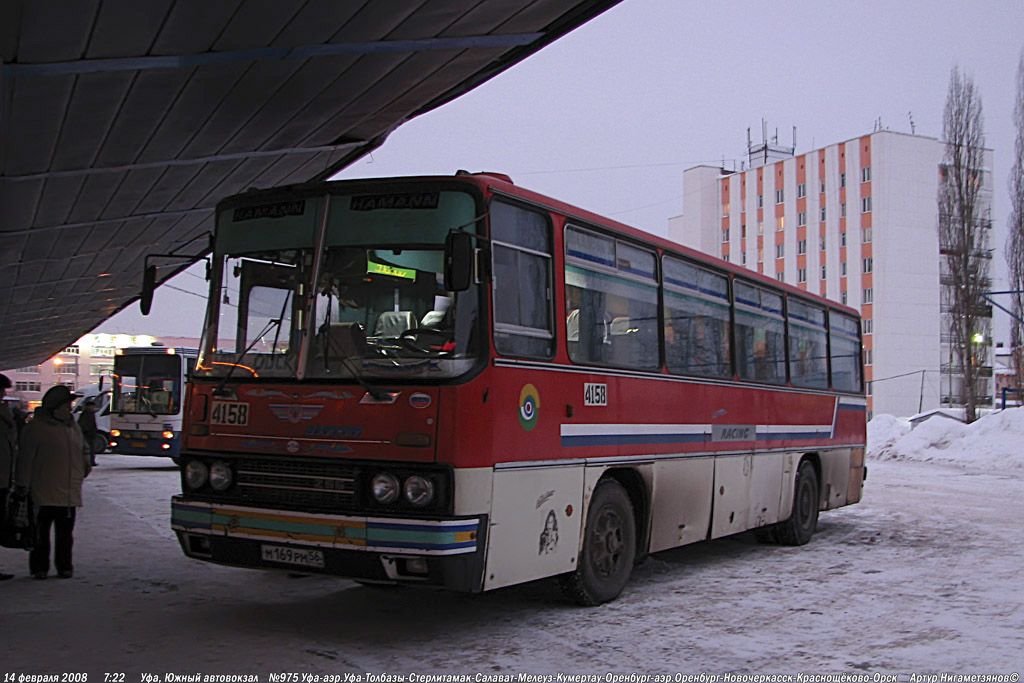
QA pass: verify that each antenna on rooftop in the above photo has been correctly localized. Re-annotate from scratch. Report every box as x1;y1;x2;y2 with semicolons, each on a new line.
908;111;916;135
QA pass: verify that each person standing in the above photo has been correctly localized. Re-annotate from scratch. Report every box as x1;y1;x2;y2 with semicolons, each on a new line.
0;374;17;580
16;385;91;579
77;398;99;466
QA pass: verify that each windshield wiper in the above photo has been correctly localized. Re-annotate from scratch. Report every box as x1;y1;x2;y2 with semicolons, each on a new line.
213;317;281;397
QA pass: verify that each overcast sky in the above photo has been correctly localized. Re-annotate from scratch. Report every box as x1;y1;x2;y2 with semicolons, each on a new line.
108;0;1024;340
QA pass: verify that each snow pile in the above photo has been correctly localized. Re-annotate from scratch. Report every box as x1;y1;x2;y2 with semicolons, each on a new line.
868;407;1024;470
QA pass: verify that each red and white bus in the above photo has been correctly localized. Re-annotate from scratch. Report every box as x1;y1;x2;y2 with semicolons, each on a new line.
169;172;866;604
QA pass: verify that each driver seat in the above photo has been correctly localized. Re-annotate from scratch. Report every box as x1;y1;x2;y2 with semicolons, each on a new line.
374;311;416;337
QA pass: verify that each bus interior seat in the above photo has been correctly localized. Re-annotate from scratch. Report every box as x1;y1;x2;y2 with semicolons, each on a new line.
320;322;368;358
375;311;416;337
420;310;448;329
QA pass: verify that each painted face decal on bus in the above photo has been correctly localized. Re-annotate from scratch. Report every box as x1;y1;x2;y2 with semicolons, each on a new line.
518;384;540;431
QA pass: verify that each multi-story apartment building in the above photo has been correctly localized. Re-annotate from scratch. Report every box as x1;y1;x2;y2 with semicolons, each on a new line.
669;130;994;418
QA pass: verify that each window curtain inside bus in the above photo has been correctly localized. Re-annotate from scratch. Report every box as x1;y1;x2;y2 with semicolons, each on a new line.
565;227;658;369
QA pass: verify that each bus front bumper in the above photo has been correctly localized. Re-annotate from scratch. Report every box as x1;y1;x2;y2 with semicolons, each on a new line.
171;496;487;592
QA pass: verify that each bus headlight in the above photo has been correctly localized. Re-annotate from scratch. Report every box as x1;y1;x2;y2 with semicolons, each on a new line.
403;475;435;507
371;472;400;504
162;431;174;439
184;460;209;490
209;462;233;491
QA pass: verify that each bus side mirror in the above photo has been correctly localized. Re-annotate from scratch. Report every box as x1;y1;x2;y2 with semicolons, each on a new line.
140;265;157;315
444;231;474;292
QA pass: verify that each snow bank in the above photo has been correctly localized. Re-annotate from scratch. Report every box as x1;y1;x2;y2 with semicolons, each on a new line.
868;407;1024;470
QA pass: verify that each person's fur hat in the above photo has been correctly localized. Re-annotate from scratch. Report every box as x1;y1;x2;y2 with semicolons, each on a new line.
41;385;76;413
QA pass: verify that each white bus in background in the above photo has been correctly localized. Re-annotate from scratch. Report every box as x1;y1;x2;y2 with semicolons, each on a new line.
109;345;198;462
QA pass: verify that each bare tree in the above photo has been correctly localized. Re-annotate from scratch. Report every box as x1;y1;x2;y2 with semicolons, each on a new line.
938;66;990;423
1008;52;1024;396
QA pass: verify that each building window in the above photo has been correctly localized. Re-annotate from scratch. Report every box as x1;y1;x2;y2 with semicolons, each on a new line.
841;202;847;218
776;216;785;231
798;239;807;255
862;257;873;273
821;265;827;279
820;236;827;251
861;166;872;183
841;232;847;247
758;221;764;235
757;194;764;209
776;272;785;282
722;228;730;242
15;366;40;373
797;183;807;199
863;287;873;303
841;262;847;276
840;172;846;188
722;203;730;217
758;248;764;262
862;227;872;243
820;206;827;222
841;291;848;305
798;267;807;283
820;180;826;193
866;380;872;396
741;223;747;239
742;252;747;265
775;244;785;258
864;319;873;335
722;247;729;260
64;346;79;355
798;211;807;226
865;349;873;365
862;196;872;213
14;381;41;392
776;189;785;204
55;361;78;375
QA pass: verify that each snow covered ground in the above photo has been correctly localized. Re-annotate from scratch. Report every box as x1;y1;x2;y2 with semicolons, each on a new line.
2;410;1023;677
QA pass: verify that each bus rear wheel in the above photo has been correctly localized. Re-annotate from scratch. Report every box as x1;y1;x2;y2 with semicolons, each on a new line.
559;479;636;606
774;460;820;546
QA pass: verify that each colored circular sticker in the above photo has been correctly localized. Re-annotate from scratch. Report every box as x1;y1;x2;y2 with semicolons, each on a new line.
518;384;540;431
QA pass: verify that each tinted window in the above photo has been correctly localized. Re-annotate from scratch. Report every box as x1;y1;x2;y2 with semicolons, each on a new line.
663;256;732;378
788;299;828;388
734;281;786;384
829;311;863;392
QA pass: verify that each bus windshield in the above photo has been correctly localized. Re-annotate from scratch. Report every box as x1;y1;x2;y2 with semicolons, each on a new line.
194;188;482;382
113;353;184;415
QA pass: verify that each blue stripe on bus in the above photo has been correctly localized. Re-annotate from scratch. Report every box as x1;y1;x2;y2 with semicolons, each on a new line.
562;433;708;448
366;521;479;534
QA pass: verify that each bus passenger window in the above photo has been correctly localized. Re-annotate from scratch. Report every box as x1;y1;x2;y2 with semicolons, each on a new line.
830;311;863;392
788;300;828;389
734;281;786;384
565;227;658;369
491;200;554;358
663;257;732;378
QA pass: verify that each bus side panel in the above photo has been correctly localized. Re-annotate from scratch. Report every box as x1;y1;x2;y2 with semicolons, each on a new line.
710;452;785;539
483;465;584;591
648;457;714;553
819;448;853;510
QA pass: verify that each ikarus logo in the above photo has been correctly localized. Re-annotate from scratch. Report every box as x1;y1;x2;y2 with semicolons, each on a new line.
518;384;540;431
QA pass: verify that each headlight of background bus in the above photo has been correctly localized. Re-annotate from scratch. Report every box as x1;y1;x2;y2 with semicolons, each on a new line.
208;461;233;491
184;460;208;490
371;472;400;504
403;475;434;507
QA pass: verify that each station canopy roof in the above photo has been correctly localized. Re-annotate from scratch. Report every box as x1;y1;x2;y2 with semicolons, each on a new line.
0;0;619;368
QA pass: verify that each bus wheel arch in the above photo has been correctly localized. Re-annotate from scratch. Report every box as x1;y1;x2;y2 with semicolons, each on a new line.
559;473;641;606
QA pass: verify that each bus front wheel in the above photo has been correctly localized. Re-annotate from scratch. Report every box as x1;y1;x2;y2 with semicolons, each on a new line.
559;479;636;606
774;460;820;546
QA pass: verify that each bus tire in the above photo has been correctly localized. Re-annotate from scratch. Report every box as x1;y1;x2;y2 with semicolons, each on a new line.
774;460;820;546
559;479;636;606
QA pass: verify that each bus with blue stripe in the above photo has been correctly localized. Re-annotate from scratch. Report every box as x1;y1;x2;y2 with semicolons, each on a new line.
109;345;198;461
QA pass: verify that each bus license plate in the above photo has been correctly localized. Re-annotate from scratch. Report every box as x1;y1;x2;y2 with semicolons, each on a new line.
211;401;249;426
261;544;324;569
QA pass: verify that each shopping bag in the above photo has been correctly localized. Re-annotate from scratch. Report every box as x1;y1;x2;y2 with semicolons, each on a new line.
0;489;35;549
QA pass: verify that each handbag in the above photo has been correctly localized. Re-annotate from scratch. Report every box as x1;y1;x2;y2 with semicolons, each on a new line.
0;488;34;549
